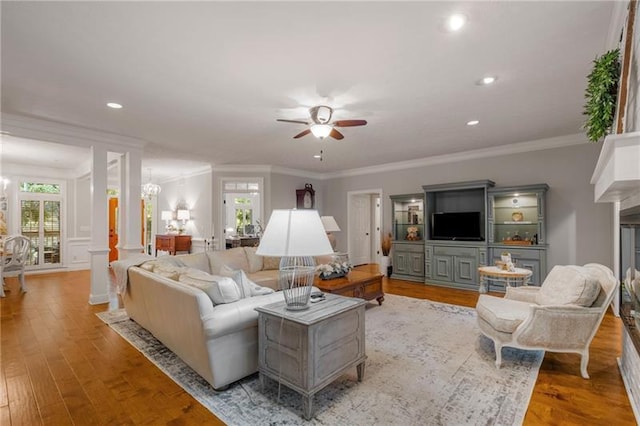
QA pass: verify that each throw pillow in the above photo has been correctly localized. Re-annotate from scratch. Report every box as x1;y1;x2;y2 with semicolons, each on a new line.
262;256;281;270
536;265;601;307
179;270;241;304
243;247;264;273
219;264;274;297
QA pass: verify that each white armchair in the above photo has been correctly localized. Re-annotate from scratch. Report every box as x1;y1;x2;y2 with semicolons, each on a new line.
476;263;618;379
1;235;31;297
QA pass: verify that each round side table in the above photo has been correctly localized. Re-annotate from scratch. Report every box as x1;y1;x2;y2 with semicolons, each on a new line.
478;266;533;293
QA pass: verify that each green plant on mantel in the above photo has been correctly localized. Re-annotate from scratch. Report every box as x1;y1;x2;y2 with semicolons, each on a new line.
583;48;620;143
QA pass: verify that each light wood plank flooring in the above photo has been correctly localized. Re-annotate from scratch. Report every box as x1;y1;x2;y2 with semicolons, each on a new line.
0;266;635;425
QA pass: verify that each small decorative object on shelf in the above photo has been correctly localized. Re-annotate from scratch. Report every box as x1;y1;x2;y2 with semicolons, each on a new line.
406;226;420;241
498;252;516;272
511;211;524;222
317;260;353;280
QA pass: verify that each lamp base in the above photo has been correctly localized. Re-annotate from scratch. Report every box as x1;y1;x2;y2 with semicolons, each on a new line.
279;256;316;310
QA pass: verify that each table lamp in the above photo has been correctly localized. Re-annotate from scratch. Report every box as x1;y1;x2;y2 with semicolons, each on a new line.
257;209;333;310
177;209;190;234
320;216;341;251
161;210;174;232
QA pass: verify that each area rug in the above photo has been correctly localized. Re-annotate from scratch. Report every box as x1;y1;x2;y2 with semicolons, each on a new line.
97;294;543;425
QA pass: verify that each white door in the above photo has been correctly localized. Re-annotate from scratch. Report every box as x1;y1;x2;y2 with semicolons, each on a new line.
350;194;371;265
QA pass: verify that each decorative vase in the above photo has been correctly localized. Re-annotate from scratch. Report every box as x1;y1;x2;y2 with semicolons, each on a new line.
380;256;390;276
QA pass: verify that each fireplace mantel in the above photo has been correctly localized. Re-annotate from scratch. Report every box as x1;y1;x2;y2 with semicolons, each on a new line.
591;131;640;205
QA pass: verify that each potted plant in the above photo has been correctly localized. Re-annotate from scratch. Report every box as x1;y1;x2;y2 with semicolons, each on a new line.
583;48;620;143
380;232;392;277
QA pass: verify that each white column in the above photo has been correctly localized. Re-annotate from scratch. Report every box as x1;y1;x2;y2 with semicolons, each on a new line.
119;149;144;259
88;145;110;305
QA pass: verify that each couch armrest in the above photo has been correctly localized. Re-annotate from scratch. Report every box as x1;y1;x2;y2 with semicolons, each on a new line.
513;304;602;351
505;285;540;303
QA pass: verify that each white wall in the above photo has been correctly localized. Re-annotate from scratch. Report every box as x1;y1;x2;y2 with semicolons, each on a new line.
324;142;612;271
158;170;213;245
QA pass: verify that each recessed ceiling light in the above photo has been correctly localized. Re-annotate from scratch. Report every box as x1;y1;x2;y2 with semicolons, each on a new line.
477;76;497;86
467;120;479;126
107;102;123;109
446;14;467;32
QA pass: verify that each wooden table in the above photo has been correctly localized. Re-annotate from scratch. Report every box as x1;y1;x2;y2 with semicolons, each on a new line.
155;234;191;255
256;294;366;420
478;266;533;293
314;270;384;305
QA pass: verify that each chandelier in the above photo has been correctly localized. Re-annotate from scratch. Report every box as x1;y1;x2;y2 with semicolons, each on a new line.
141;168;161;199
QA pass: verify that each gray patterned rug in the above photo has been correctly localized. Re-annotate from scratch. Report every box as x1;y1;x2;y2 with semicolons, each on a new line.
96;294;542;425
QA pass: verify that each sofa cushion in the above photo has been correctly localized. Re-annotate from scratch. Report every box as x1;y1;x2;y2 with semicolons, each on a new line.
179;269;241;304
157;255;187;267
262;256;281;270
139;260;158;271
476;294;531;333
536;265;601;307
244;247;263;273
220;265;274;297
176;252;211;273
207;247;250;274
152;263;187;280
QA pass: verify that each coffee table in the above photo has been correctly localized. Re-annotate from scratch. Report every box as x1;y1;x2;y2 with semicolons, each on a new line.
314;270;384;305
256;293;366;420
478;266;533;293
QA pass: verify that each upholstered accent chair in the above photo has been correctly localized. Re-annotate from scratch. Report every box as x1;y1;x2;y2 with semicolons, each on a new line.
476;263;618;379
1;235;31;297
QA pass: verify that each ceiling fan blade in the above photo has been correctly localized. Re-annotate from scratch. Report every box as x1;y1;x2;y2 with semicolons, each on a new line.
293;129;311;139
333;119;367;127
329;128;344;140
277;119;310;125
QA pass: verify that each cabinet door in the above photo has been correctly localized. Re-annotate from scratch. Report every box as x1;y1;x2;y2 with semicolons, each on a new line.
409;252;425;276
454;256;478;285
393;251;409;275
433;255;453;281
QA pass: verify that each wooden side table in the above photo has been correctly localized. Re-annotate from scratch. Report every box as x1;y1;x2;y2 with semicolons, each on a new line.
256;294;366;420
155;234;191;256
478;266;533;293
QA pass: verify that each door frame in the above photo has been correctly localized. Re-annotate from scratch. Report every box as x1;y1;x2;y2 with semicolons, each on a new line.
347;188;383;266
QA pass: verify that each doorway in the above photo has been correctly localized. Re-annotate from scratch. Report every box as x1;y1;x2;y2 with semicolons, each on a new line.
347;189;383;266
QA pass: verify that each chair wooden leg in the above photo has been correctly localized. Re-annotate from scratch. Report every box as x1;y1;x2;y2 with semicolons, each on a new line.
580;350;590;379
494;341;503;369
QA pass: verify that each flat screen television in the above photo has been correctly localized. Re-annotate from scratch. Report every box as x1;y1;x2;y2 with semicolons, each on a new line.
432;211;483;241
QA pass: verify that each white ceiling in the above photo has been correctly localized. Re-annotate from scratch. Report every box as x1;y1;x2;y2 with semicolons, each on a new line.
1;1;616;178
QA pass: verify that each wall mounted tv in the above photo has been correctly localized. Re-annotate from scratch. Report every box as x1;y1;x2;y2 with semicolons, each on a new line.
432;211;483;241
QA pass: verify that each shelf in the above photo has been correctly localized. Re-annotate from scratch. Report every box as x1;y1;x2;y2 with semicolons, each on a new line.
497;221;534;225
395;223;424;226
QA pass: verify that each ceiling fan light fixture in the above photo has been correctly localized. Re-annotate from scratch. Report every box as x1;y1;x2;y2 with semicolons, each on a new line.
310;124;332;139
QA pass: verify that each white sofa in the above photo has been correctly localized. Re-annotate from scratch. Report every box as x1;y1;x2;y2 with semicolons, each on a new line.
122;247;285;390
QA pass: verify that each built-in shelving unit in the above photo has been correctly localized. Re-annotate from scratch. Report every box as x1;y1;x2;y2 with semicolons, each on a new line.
487;184;549;287
390;193;425;282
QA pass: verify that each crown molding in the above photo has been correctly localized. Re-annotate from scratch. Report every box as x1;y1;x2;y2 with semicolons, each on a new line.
159;165;213;184
212;164;325;180
324;133;588;179
1;113;146;152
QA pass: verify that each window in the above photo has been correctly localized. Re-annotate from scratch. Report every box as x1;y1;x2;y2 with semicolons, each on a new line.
19;182;61;194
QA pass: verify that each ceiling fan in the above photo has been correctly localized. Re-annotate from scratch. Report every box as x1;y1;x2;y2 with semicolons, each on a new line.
277;105;367;140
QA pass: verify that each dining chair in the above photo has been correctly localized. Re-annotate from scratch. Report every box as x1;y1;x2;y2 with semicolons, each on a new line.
1;235;32;297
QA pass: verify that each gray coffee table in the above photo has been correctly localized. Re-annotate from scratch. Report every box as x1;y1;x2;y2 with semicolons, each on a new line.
255;293;366;420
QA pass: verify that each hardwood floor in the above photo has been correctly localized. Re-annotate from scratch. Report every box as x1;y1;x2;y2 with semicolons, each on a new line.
0;266;635;425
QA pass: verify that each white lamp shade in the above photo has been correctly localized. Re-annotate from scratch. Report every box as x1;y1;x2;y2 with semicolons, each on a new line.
177;209;190;221
320;216;341;232
256;209;333;257
161;210;173;221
